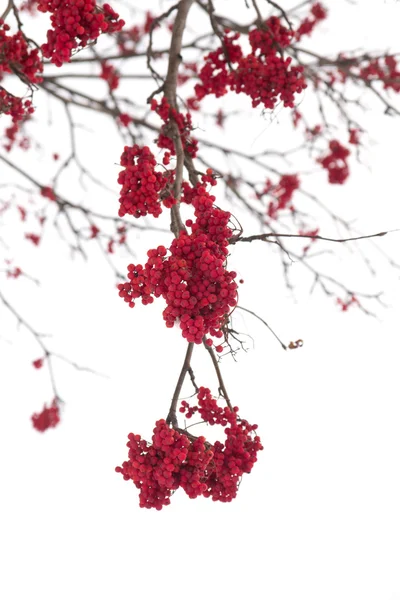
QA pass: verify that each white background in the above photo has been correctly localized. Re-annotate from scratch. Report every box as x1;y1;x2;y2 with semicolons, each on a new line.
1;1;400;599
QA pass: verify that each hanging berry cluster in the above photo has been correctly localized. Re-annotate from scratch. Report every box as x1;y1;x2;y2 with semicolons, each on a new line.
100;60;120;91
117;145;172;218
31;398;60;432
0;19;43;84
193;17;307;110
258;174;301;219
118;172;237;347
0;19;42;150
318;140;350;184
296;3;328;39
0;90;34;151
116;388;262;509
37;0;124;66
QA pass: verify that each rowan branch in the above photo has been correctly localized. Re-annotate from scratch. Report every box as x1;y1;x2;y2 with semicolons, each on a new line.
230;229;399;245
166;342;195;427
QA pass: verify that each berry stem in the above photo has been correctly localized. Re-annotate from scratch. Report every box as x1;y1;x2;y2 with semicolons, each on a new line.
166;341;195;427
202;337;233;411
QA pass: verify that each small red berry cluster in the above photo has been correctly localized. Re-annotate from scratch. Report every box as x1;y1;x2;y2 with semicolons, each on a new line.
348;128;360;145
32;357;44;369
0;90;34;151
100;60;120;90
329;55;400;95
6;265;22;278
0;20;41;150
180;386;236;426
193;17;307;110
258;174;300;219
116;387;262;509
337;294;359;312
37;0;124;66
298;227;320;254
0;19;43;84
151;96;198;158
118;174;237;346
41;186;56;201
31;398;60;432
25;232;41;245
117;145;172;218
357;55;400;93
318;140;350;184
296;3;328;39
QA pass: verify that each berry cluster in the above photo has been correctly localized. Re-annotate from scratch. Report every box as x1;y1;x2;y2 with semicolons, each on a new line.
41;186;56;201
32;357;44;369
318;140;350;184
193;30;242;102
116;388;263;508
25;232;41;245
31;398;60;432
337;294;359;312
258;174;300;219
116;420;213;509
298;227;320;254
205;416;262;502
0;19;43;84
117;145;171;218
296;3;328;39
193;18;307;110
0;90;34;151
6;266;22;278
37;0;125;66
118;178;237;345
180;386;238;426
356;55;400;93
100;61;119;90
150;96;198;158
348;128;360;145
0;20;38;150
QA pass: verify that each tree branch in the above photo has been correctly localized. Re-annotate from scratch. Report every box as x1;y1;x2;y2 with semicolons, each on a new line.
166;342;195;427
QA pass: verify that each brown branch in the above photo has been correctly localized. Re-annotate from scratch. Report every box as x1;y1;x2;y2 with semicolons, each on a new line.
202;338;233;410
163;0;195;237
146;2;181;85
68;34;212;63
0;0;13;20
166;342;195;427
231;230;398;245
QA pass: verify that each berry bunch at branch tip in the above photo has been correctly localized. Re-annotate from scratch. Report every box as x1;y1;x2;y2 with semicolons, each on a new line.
0;90;34;151
117;145;172;218
0;20;43;84
296;3;328;39
193;17;307;110
318;140;350;184
31;398;60;432
258;174;300;219
116;387;262;509
37;0;125;66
